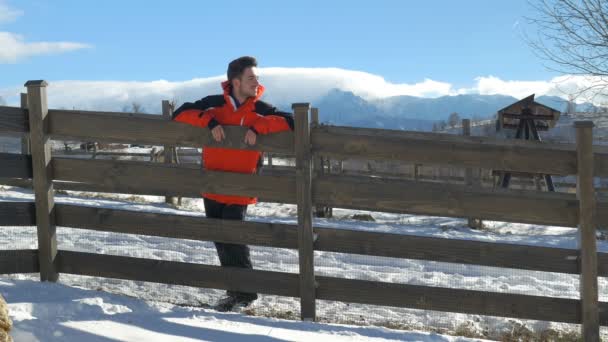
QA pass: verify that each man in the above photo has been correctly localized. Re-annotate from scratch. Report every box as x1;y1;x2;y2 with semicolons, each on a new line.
172;56;294;311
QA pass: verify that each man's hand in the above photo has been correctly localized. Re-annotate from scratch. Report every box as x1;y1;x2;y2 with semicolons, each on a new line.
244;129;257;146
211;125;225;142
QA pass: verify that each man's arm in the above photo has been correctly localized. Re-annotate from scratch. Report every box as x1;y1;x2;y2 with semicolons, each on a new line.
172;95;225;130
249;100;294;135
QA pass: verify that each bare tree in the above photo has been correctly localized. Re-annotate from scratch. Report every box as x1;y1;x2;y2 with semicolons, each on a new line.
527;0;608;97
447;112;460;128
131;102;145;113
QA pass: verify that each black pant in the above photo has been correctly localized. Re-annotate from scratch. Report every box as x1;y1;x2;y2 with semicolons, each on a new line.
203;198;257;300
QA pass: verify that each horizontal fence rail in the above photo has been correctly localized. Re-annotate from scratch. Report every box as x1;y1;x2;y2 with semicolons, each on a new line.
0;202;36;226
0;106;28;134
52;157;297;203
315;276;604;325
312;125;608;177
47;109;295;154
0;250;39;274
314;174;580;227
54;204;299;249
0;153;32;179
56;250;300;298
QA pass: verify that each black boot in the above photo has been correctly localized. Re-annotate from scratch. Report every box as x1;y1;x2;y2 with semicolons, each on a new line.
215;292;257;312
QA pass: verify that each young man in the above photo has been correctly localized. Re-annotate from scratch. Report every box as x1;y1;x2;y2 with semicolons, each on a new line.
172;56;294;311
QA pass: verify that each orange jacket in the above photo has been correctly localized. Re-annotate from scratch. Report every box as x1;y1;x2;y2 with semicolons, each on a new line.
172;81;294;205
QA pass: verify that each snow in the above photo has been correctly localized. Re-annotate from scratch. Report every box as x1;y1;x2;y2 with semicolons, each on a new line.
1;278;486;342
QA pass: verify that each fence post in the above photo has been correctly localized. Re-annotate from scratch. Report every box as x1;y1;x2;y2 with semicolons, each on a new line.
20;93;31;155
575;121;599;340
311;108;327;218
25;80;58;282
463;119;482;229
162;100;178;206
293;103;316;321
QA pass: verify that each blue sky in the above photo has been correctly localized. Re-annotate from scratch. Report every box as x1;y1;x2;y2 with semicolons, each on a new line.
1;0;552;87
4;0;596;110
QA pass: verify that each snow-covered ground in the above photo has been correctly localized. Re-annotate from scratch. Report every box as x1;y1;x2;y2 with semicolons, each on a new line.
3;278;487;342
0;184;601;341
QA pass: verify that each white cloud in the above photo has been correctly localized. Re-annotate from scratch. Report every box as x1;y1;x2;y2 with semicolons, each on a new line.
3;68;608;111
469;75;608;104
260;68;454;102
0;1;22;24
471;76;553;98
0;32;92;63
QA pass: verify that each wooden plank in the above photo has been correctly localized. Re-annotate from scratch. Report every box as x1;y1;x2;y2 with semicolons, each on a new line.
54;204;298;249
0;178;32;188
503;123;549;131
575;121;599;340
0;202;36;226
26;80;58;282
597;200;608;229
21;93;31;155
501;113;556;120
462;119;482;229
294;103;316;321
314;228;582;274
594;151;608;177
0;106;28;134
316;276;581;324
311;125;577;175
314;174;579;227
55;250;300;297
162;100;177;206
0;153;32;179
52;157;297;203
0;250;39;274
47;109;294;154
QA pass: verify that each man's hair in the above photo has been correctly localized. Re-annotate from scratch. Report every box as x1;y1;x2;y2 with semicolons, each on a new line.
227;56;258;81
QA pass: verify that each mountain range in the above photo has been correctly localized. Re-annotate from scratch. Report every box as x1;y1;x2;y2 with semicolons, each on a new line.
286;89;596;131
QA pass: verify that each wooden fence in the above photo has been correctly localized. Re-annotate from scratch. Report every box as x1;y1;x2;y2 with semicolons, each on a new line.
2;81;608;339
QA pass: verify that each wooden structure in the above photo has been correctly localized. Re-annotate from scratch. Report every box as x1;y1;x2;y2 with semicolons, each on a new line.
498;94;560;131
1;81;608;338
497;94;561;191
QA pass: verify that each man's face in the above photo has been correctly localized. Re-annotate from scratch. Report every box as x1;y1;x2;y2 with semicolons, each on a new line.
235;67;259;98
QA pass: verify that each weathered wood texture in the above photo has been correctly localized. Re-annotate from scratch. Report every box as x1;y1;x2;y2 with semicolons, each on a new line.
26;80;58;282
47;109;294;154
294;103;316;320
315;227;588;274
0;250;39;274
312;125;581;175
0;153;32;178
594;151;608;177
315;276;593;324
0;202;36;226
462;119;482;229
597;201;608;229
162;100;177;206
21;93;31;155
55;250;300;297
52;157;297;203
0;106;28;134
314;174;579;227
576;121;599;340
54;204;298;249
